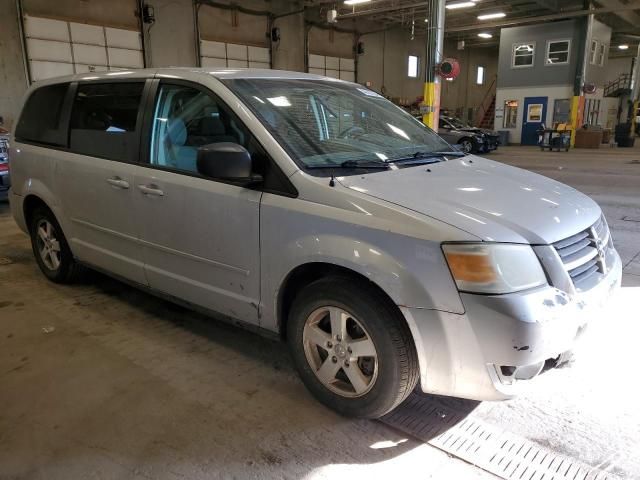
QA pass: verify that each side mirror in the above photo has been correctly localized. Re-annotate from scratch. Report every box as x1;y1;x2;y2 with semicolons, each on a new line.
196;142;262;185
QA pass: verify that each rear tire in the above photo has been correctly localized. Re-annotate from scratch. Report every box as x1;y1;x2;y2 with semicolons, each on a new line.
29;207;84;283
458;138;473;154
287;276;419;419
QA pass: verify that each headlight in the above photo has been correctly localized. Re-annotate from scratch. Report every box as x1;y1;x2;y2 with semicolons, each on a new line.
442;243;547;294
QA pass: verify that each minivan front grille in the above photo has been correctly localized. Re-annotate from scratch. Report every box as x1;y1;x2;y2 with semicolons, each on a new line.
552;216;611;287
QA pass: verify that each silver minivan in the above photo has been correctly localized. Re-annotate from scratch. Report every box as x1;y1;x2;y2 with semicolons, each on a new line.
9;69;621;418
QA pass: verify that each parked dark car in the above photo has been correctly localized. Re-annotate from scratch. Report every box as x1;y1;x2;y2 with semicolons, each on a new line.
440;116;500;153
0;128;10;201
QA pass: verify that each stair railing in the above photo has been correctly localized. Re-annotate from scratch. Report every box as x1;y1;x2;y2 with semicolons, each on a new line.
474;74;498;127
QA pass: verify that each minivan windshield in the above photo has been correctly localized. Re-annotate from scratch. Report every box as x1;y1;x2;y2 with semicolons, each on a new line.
222;78;451;168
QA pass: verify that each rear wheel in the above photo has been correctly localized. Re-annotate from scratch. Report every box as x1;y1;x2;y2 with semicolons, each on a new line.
288;276;419;418
29;207;84;283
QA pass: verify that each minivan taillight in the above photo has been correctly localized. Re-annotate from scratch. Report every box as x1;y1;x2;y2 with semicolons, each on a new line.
0;162;9;172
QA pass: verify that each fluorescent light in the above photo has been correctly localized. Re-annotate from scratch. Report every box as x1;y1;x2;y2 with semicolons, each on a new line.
446;1;476;9
478;33;493;39
478;12;506;20
267;96;291;107
618;44;630;50
344;0;370;5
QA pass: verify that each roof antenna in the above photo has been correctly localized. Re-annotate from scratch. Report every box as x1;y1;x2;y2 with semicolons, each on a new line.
329;175;336;187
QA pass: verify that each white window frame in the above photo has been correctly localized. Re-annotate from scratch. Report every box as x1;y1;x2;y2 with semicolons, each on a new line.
598;43;606;66
476;65;485;85
589;39;599;65
511;42;536;69
545;39;571;66
407;55;419;78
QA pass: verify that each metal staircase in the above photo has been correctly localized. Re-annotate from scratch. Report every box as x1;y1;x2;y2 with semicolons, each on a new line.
474;75;497;129
604;74;632;97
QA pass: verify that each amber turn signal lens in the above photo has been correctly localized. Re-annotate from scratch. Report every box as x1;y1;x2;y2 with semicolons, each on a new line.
444;252;497;284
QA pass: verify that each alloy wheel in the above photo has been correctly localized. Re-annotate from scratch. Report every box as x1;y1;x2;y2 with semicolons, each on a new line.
35;219;61;271
303;306;379;398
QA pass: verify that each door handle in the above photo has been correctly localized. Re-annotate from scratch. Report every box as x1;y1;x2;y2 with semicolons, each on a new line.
106;177;130;189
138;184;164;196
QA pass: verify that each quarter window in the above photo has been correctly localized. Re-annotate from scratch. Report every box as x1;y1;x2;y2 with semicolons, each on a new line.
546;40;570;65
512;43;535;68
15;83;70;146
69;82;144;162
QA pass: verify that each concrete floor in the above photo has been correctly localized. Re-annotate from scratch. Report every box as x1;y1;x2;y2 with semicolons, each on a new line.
1;145;639;479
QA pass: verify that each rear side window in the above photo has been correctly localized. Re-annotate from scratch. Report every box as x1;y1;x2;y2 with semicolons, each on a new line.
69;82;144;162
15;83;69;146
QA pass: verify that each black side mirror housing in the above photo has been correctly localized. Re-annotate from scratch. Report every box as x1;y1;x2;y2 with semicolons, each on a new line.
196;142;262;185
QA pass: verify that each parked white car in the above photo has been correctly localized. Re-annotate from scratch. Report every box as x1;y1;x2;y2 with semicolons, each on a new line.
8;69;621;418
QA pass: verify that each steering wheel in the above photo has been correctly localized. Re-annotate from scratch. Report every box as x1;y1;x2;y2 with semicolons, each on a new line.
338;125;365;139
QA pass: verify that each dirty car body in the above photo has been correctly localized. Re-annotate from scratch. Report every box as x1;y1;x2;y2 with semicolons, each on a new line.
8;69;621;416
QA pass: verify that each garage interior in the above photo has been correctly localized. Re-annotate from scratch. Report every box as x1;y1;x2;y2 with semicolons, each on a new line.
1;0;639;479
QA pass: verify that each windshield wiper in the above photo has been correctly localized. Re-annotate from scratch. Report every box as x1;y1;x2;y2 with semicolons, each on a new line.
391;150;465;165
306;159;390;170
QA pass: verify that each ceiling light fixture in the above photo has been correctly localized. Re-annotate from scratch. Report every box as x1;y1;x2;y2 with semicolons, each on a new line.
344;0;371;5
478;12;506;20
618;44;630;50
478;32;493;39
445;1;476;10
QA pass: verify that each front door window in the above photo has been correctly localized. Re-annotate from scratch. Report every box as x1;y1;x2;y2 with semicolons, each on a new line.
527;104;543;122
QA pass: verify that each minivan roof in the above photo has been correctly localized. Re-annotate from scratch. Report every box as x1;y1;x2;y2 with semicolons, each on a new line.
30;67;349;87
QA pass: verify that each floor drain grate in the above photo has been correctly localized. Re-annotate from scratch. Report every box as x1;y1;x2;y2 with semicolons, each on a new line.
0;257;13;265
380;393;621;480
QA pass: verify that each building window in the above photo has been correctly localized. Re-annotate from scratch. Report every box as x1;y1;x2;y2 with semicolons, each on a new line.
598;43;606;66
504;100;518;128
476;66;485;85
589;39;598;65
546;40;571;65
512;43;535;68
407;55;419;78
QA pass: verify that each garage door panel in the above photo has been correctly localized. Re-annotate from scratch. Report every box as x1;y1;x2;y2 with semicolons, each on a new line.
200;40;226;58
227;59;248;68
30;61;74;81
70;23;105;45
325;69;340;79
248;61;270;69
24;16;69;41
248;46;269;63
75;64;108;74
107;48;143;68
226;44;248;61
325;56;340;70
340;70;355;82
26;38;72;63
73;44;108;65
105;27;141;50
309;67;325;76
201;57;227;68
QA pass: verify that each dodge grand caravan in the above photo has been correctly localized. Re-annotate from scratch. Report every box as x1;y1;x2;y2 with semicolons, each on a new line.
9;69;621;418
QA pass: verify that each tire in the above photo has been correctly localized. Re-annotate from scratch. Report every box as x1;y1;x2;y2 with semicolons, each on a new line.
287;276;419;419
458;138;473;154
29;206;84;283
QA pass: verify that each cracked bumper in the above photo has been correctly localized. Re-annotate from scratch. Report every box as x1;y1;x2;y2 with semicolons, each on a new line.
402;250;622;401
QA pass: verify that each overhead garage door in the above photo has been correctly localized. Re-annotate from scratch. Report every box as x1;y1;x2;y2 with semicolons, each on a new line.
308;27;356;81
23;15;144;82
308;55;355;81
197;5;271;69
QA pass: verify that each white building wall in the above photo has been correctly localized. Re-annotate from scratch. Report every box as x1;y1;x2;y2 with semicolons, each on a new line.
495;85;574;144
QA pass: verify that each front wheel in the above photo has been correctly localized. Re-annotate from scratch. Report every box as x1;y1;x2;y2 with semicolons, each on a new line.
458;138;474;154
288;276;419;418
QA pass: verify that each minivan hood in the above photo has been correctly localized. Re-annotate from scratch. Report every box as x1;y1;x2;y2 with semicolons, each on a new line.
339;156;600;244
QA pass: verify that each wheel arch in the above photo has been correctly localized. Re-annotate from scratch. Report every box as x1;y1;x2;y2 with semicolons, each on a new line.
277;262;400;341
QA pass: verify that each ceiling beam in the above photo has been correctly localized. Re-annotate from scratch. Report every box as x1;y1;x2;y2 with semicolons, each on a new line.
593;0;640;30
337;2;432;20
446;5;640;32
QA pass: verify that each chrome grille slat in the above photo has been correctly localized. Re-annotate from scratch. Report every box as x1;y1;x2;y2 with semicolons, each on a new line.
552;215;611;289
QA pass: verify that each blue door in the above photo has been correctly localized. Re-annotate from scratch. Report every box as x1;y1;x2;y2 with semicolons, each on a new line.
521;97;548;145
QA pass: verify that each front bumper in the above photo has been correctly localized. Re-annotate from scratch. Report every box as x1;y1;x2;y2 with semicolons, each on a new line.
402;249;622;401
